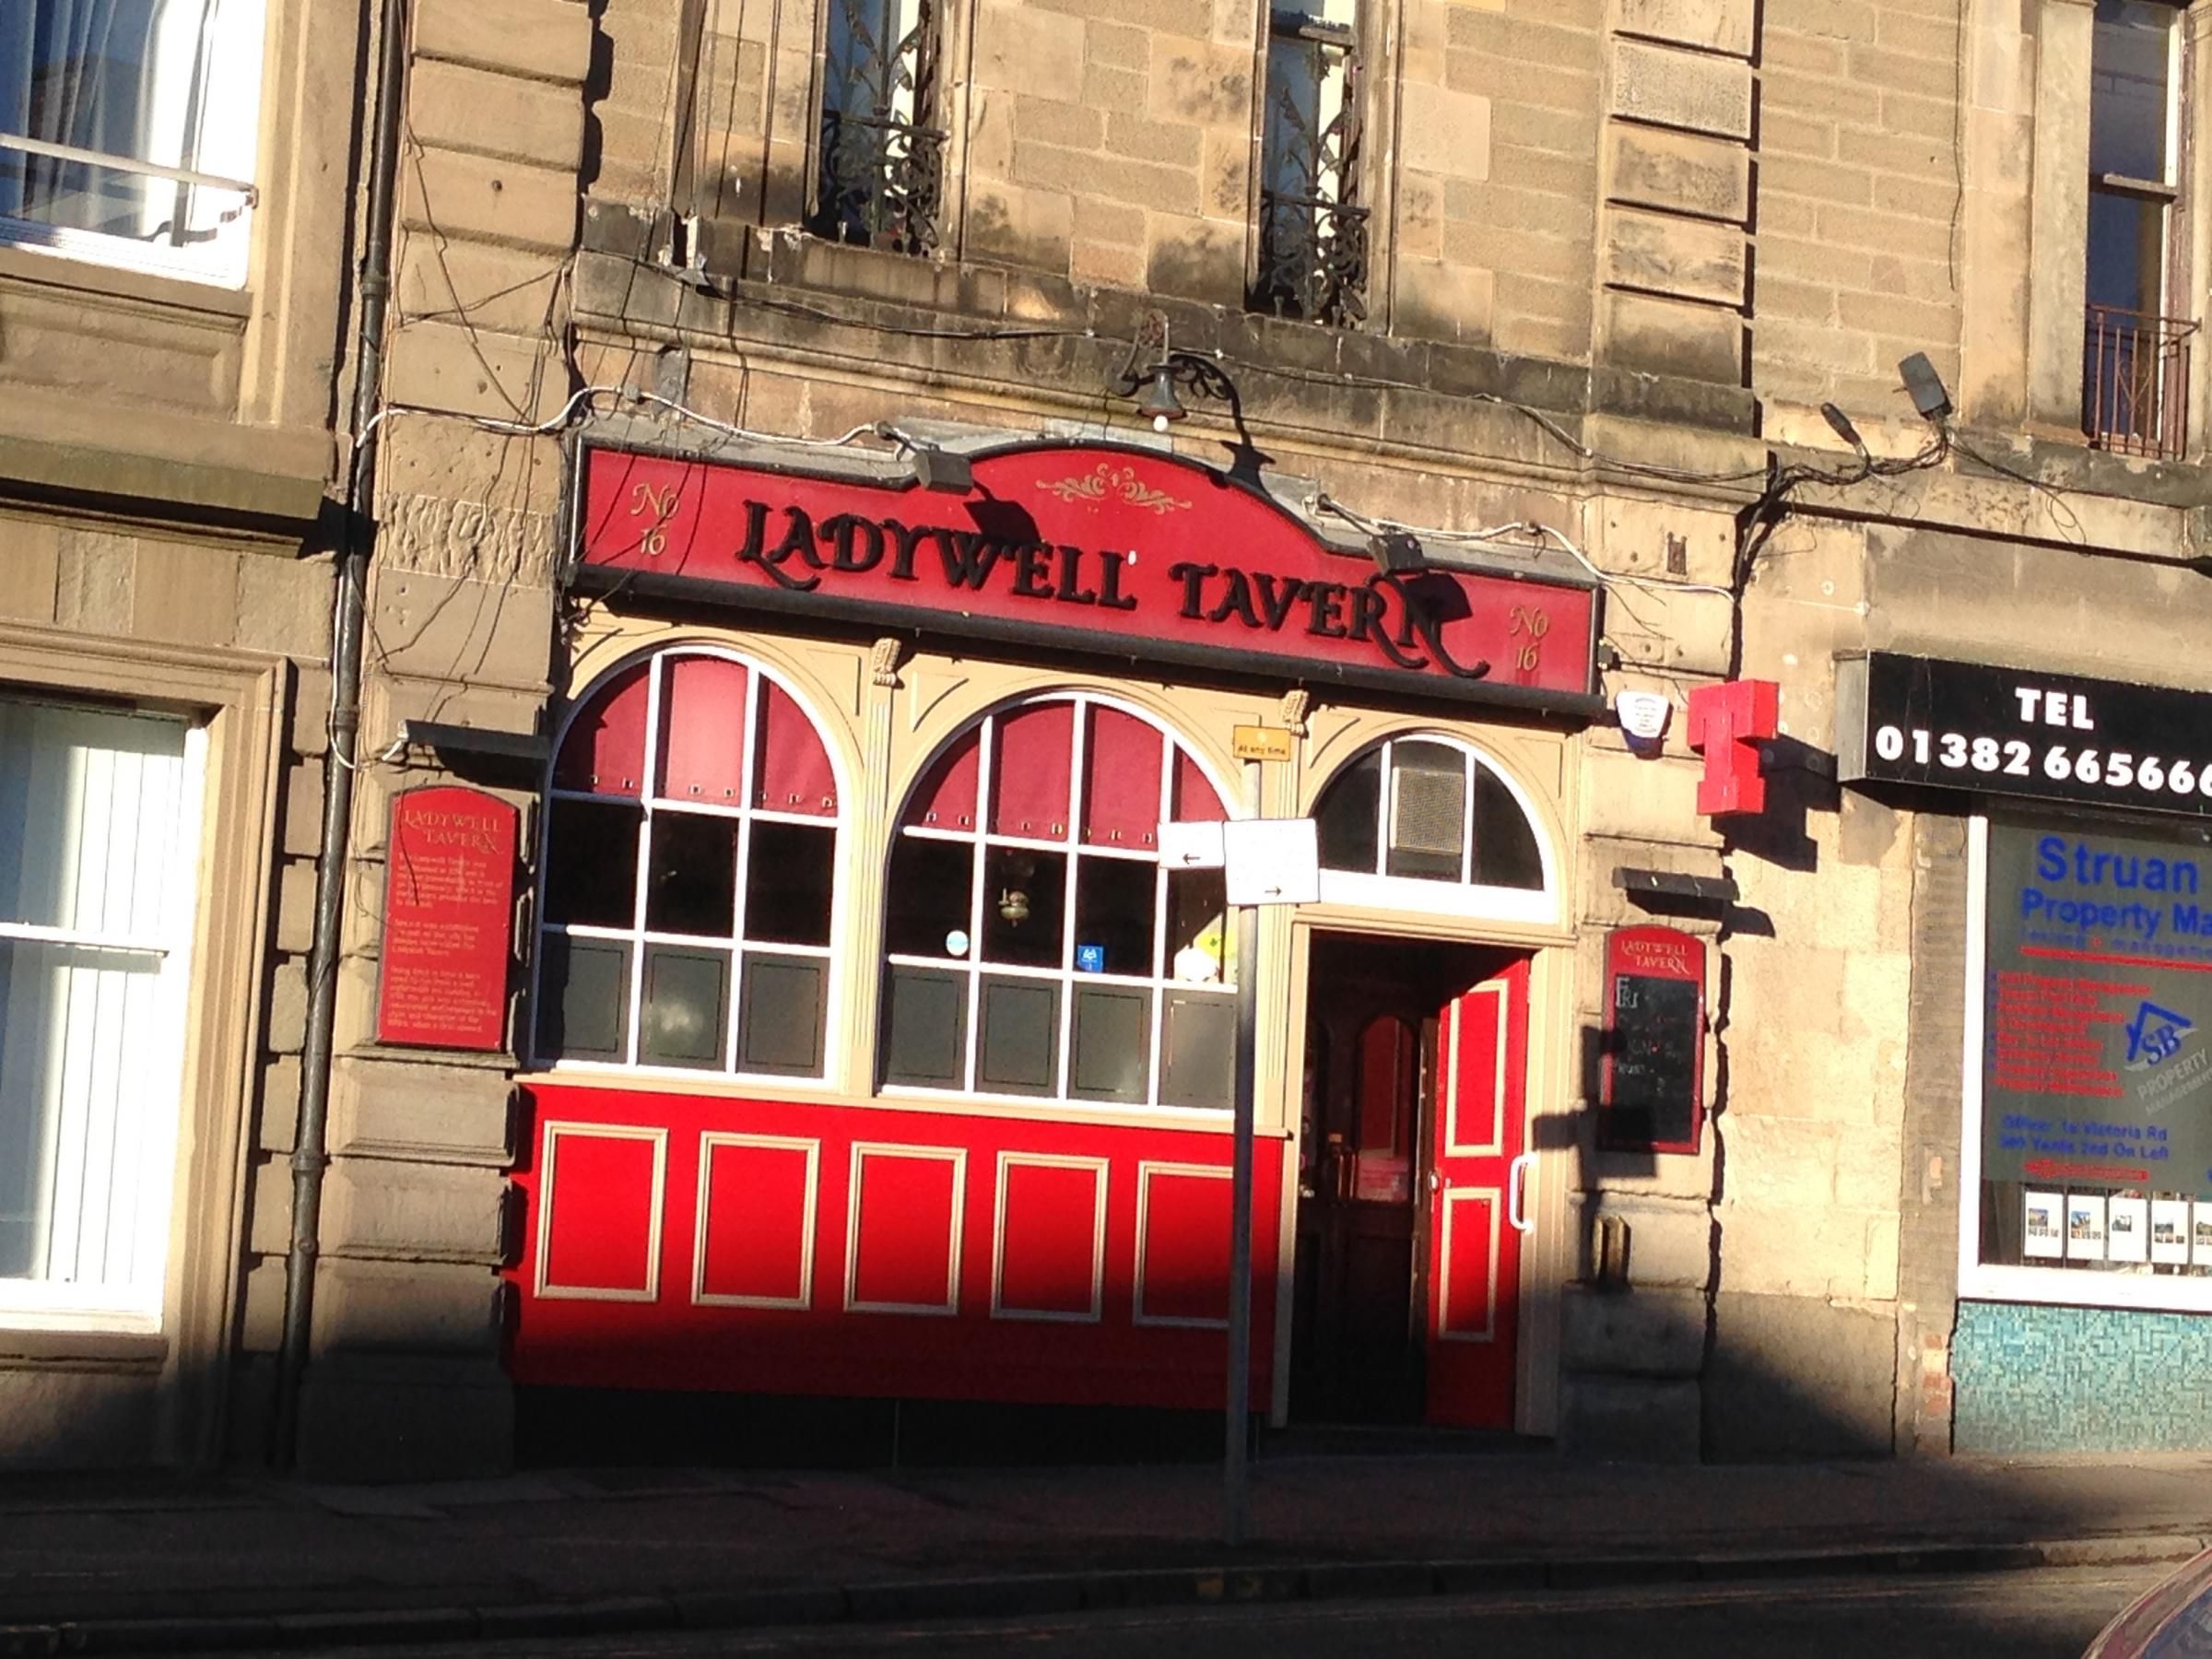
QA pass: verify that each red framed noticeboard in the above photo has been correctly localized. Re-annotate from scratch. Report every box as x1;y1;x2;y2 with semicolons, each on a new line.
376;784;518;1051
1600;925;1706;1154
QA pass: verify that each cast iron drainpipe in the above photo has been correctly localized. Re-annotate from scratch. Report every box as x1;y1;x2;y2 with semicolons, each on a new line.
273;0;409;1468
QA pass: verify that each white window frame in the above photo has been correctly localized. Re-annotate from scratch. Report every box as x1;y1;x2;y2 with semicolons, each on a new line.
0;0;267;288
529;646;850;1087
1959;812;2212;1313
0;713;207;1335
879;691;1242;1117
1312;735;1559;926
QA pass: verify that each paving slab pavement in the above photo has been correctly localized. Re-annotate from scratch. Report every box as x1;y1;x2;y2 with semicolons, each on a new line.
0;1449;2207;1651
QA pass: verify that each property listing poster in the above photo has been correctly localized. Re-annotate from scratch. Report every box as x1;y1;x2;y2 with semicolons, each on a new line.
1983;822;2212;1272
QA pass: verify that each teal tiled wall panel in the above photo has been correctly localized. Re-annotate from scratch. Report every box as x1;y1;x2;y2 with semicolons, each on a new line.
1953;1300;2212;1453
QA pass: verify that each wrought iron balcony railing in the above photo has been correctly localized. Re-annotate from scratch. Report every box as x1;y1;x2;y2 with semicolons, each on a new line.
809;0;945;257
2084;303;2198;461
1253;190;1371;329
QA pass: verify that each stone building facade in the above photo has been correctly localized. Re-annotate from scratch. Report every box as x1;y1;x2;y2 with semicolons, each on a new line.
9;0;2207;1476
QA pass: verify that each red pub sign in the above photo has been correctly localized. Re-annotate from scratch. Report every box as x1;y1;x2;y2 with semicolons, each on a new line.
376;784;519;1051
574;442;1603;712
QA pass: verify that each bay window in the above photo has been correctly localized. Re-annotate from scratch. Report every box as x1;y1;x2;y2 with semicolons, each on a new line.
880;696;1238;1112
534;649;843;1081
0;695;205;1330
0;0;266;286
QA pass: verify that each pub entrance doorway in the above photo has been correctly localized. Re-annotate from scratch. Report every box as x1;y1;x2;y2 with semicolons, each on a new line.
1288;931;1532;1430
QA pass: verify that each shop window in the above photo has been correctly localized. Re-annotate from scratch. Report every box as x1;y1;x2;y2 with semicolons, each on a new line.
0;1;267;287
1253;0;1368;328
2083;0;2196;459
0;695;205;1329
1962;817;2212;1312
534;649;841;1081
1312;735;1552;920
810;0;945;256
879;696;1237;1110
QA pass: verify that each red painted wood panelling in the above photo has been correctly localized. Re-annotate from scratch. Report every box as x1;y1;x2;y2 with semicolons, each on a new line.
995;1158;1105;1319
908;727;981;830
698;1137;815;1305
553;664;650;795
657;654;748;803
990;703;1074;839
1439;1191;1499;1338
1135;1166;1232;1324
1171;749;1226;821
1079;706;1162;848
849;1148;963;1312
754;679;838;816
509;1088;1283;1410
541;1127;662;1295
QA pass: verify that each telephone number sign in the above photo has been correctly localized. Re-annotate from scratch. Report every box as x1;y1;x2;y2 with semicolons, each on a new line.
1838;653;2212;820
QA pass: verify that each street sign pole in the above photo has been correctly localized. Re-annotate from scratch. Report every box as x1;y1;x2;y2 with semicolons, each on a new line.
1224;758;1261;1548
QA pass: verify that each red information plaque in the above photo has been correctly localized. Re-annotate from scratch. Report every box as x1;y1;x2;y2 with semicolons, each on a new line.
1600;925;1707;1155
376;784;518;1051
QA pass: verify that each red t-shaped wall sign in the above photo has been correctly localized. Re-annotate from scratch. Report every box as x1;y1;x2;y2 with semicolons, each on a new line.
1686;680;1779;816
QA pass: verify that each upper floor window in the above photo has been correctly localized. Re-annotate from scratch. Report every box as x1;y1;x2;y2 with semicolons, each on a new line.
879;695;1238;1112
2084;0;2196;458
534;649;842;1082
810;0;944;256
1253;1;1368;329
1313;735;1553;922
0;0;265;287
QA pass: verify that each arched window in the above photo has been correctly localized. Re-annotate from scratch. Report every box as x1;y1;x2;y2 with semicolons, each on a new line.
534;648;841;1078
1312;735;1553;920
879;695;1236;1111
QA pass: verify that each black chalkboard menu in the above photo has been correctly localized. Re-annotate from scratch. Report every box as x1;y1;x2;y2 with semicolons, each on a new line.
1601;926;1707;1154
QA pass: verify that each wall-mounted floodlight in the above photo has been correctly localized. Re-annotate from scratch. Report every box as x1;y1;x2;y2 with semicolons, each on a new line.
1898;353;1953;421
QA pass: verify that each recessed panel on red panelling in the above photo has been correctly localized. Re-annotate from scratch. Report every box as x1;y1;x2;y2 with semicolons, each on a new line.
698;1135;817;1306
1440;1190;1499;1340
541;1125;664;1298
848;1147;964;1312
995;1157;1106;1320
1135;1165;1232;1326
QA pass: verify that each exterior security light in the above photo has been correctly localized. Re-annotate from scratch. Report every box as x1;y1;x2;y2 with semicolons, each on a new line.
1819;401;1868;454
907;442;972;494
1899;352;1953;421
1367;530;1424;575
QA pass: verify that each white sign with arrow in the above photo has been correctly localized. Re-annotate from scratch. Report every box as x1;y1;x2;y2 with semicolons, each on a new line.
1221;818;1321;906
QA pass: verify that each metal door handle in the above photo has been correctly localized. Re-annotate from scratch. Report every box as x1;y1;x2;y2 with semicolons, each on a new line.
1507;1151;1535;1234
1427;1168;1442;1194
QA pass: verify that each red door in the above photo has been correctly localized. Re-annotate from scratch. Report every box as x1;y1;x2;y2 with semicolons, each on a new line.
1423;957;1531;1429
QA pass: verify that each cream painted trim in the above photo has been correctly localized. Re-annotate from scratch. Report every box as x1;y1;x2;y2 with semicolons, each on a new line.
535;1121;669;1303
990;1151;1110;1324
0;623;283;1465
1444;982;1509;1158
1132;1160;1232;1330
843;1142;968;1316
691;1133;820;1310
1437;1187;1502;1344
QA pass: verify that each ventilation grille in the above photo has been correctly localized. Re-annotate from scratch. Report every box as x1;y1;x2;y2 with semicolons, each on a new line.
1389;763;1465;860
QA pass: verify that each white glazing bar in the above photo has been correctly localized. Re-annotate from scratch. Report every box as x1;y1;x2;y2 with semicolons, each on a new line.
1056;700;1088;1100
0;133;256;199
1147;735;1175;1109
964;715;995;1093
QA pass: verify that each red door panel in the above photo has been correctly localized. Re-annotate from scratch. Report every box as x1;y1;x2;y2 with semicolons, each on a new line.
1425;958;1530;1429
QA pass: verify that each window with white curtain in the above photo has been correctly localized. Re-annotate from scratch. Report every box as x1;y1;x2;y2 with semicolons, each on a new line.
0;0;267;286
0;697;206;1330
